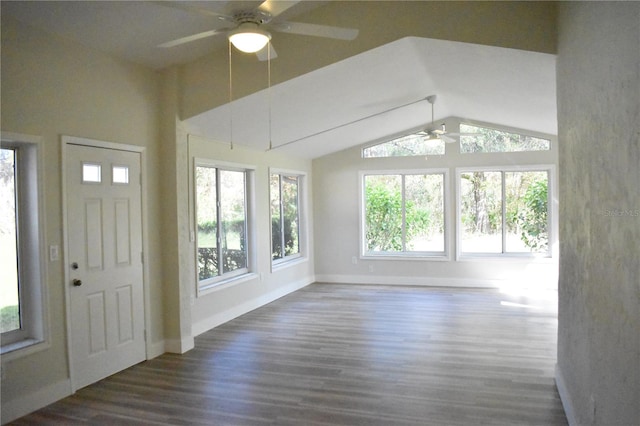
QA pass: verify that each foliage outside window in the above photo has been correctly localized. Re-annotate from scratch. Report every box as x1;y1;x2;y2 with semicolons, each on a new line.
364;172;445;255
460;124;550;153
1;140;46;354
363;133;445;157
270;173;301;263
196;165;248;288
459;169;549;255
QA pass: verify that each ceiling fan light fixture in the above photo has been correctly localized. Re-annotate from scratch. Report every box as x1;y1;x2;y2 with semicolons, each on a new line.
228;23;271;53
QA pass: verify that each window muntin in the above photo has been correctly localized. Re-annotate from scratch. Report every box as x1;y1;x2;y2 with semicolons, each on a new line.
1;139;47;355
363;172;445;256
459;169;550;255
363;133;445;158
270;173;301;263
195;165;249;288
460;124;550;153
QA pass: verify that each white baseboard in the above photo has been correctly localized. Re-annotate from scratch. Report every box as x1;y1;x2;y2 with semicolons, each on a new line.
164;336;195;354
314;274;505;288
555;364;577;426
1;378;72;424
146;339;166;359
192;277;313;337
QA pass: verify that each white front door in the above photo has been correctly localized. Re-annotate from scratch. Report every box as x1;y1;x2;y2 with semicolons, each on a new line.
66;143;146;390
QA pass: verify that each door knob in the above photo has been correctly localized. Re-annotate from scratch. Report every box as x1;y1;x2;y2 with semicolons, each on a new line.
72;279;82;287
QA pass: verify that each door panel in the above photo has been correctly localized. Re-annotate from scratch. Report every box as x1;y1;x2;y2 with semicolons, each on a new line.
66;144;145;390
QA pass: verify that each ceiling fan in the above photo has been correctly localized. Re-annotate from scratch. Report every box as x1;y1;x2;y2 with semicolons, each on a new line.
156;0;359;60
417;95;459;144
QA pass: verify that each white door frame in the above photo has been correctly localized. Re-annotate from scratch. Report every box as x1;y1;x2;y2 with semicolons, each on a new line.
61;135;151;392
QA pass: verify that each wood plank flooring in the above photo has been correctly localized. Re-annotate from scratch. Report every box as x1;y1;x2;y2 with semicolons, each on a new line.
11;283;567;425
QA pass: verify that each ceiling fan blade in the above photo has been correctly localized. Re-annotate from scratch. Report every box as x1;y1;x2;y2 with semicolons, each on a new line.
258;0;300;18
272;21;359;40
152;1;234;22
256;43;278;61
440;134;457;144
158;29;228;48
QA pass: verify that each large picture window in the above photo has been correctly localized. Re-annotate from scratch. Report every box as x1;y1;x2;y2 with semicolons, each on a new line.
1;137;47;355
458;168;550;255
270;172;302;264
195;164;249;288
363;171;446;256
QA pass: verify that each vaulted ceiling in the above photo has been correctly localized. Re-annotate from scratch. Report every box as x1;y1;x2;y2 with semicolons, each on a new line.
2;1;558;159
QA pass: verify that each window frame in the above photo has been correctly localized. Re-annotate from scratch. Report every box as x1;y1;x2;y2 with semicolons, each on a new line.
0;132;49;358
269;168;306;268
455;164;555;260
194;159;255;294
360;168;450;260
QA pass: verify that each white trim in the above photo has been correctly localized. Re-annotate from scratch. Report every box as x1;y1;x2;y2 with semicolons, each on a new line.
61;135;150;393
192;276;313;336
455;165;556;260
193;159;257;297
0;131;50;359
164;337;195;354
359;168;450;259
555;364;577;426
0;379;72;424
268;167;308;271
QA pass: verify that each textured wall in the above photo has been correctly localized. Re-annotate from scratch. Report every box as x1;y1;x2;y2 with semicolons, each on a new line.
556;2;640;425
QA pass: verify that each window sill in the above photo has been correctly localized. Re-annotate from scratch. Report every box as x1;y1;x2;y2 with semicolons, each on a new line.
1;338;49;361
362;253;450;262
198;272;259;297
272;255;307;272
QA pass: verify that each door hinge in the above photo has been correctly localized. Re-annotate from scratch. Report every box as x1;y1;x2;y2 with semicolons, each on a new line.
144;329;147;342
141;251;144;264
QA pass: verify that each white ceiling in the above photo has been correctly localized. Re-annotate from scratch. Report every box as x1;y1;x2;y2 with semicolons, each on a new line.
2;1;557;159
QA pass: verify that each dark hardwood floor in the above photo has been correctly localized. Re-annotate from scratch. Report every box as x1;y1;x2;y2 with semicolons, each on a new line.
12;283;567;425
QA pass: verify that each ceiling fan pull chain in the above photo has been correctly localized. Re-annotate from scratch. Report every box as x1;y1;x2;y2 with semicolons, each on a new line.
228;40;234;150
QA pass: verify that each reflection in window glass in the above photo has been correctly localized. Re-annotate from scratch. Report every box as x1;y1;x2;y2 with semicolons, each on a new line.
112;166;129;184
460;124;550;153
82;163;101;183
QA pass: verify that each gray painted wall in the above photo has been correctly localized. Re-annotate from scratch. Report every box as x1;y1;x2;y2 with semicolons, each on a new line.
556;3;640;425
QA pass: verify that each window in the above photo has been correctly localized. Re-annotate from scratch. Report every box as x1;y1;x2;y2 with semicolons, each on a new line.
460;124;550;153
363;132;445;157
459;168;550;256
195;164;250;289
1;136;47;355
363;171;446;256
270;172;302;264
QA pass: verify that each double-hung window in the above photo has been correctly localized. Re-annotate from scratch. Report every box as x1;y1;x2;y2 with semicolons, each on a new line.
195;163;252;290
270;171;303;264
1;136;47;355
362;171;446;257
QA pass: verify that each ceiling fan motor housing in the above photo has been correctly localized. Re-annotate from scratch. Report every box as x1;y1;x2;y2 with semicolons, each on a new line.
233;10;272;25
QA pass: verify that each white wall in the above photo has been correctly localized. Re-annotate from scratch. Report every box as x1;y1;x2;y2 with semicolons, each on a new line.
313;119;559;289
185;134;315;336
0;15;163;423
555;3;640;425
